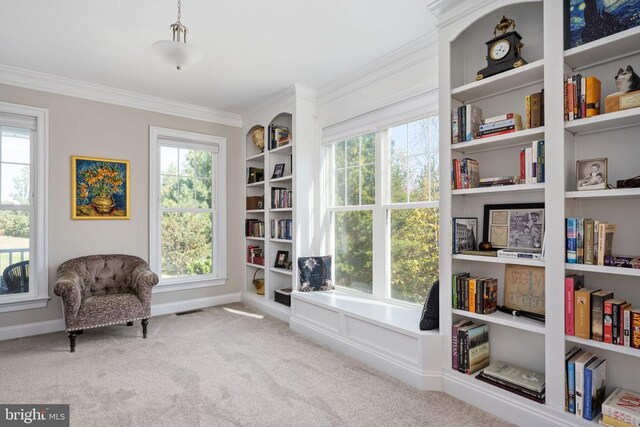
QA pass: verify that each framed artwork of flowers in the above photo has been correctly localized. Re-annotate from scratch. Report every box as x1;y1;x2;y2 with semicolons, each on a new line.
72;156;130;219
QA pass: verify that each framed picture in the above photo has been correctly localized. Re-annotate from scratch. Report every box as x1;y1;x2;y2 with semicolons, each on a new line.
504;264;545;315
275;250;289;268
272;163;285;179
72;156;130;220
576;158;607;191
566;0;640;49
483;203;544;251
452;217;478;254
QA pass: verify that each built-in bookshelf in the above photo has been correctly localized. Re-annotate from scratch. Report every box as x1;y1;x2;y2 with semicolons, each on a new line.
439;1;640;425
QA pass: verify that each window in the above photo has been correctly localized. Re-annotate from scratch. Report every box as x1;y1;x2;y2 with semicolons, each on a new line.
0;102;48;313
150;127;226;292
328;116;439;305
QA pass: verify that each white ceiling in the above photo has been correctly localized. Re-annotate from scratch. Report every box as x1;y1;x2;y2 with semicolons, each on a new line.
0;0;437;114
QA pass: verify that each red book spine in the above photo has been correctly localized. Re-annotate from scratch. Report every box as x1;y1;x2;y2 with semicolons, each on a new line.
565;277;575;335
520;149;526;182
604;300;614;344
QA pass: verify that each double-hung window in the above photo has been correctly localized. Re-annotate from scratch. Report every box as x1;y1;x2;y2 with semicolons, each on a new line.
0;102;48;312
149;127;227;291
328;116;439;305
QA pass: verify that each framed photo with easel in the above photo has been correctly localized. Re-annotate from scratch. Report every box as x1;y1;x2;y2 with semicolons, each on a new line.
483;203;544;251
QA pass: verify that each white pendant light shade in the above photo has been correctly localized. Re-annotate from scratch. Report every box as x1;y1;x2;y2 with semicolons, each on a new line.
152;40;203;70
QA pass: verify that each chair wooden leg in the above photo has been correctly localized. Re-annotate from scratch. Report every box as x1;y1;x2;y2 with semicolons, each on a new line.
127;321;133;326
69;332;77;353
141;318;149;338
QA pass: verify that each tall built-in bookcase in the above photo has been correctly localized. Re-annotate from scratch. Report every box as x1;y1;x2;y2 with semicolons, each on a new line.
439;1;640;425
242;85;317;321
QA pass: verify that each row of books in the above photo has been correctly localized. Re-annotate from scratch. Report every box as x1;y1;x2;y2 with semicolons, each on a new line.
247;167;264;184
519;140;545;184
271;219;292;240
565;347;606;420
245;219;265;238
268;124;290;150
566;218;616;266
451;158;479;189
451;104;482;143
451;320;489;375
247;245;264;266
271;187;292;209
564;74;601;121
477;361;545;404
600;387;640;427
565;275;640;348
451;272;498;315
524;90;544;129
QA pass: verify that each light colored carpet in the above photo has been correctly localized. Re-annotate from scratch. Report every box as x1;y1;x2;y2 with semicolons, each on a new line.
0;304;512;426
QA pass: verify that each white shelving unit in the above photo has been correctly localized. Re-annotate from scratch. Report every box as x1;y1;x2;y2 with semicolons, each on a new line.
438;1;640;425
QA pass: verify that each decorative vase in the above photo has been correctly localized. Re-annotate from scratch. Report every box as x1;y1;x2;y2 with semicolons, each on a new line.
92;195;115;214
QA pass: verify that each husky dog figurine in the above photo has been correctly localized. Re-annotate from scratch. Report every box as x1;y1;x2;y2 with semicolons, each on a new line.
614;65;640;94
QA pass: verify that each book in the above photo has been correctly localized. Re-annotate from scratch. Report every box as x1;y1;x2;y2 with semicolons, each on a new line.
619;303;632;346
465;104;483;141
605;299;625;344
602;414;637;427
530;91;542;128
575;351;597;417
452;109;459;143
478;118;522;132
584;219;595;265
459;250;497;257
451;318;472;370
567;218;578;263
605;255;640;269
497;248;542;259
598;223;616;266
482;278;498;314
592;290;614;342
476;372;545;403
478;128;516;138
567;76;574;121
483;112;520;124
457;322;478;373
577;217;584;264
565;275;585;336
468;278;477;314
466;323;489;374
482;361;545;393
565;347;581;411
612;300;627;345
525;94;532;128
567;349;585;413
586;76;602;117
452;218;477;254
602;387;640;426
584;357;607;420
624;305;634;347
575;288;599;339
633;309;640;349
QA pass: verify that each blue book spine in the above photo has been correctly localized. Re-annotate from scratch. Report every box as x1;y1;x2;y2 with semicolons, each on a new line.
584;367;593;419
566;218;578;263
539;140;545;183
568;361;576;413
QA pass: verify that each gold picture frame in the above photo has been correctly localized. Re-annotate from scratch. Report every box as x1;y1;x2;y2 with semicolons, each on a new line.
71;156;130;220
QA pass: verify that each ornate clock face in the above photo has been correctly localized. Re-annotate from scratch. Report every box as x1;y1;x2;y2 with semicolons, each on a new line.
490;40;511;60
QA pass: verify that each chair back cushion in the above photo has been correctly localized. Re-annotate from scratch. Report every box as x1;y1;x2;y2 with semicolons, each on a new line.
58;255;147;298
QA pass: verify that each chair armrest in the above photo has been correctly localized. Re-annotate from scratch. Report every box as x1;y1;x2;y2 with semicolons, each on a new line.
132;264;159;306
53;270;83;319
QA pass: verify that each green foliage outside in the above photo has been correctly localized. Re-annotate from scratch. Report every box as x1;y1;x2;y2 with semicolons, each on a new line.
160;148;214;277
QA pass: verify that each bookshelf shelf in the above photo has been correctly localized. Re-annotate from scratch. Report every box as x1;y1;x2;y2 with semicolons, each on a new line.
269;143;293;155
564;107;640;136
246;209;265;213
270;268;293;276
270;208;293;212
246;263;265;269
452;309;545;334
452;254;545;267
270;175;293;183
270;238;292;243
451;59;544;103
565;336;640;358
451;127;545;154
443;371;546;406
565;188;640;200
246;152;265;161
246;236;265;241
564;25;640;71
246;181;264;188
565;263;640;277
452;183;545;196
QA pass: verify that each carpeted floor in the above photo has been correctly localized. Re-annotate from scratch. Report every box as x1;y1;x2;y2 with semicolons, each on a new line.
0;304;512;426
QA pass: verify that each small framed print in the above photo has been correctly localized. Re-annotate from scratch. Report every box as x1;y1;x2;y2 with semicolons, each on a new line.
272;163;285;179
483;203;544;251
576;158;607;191
275;250;289;268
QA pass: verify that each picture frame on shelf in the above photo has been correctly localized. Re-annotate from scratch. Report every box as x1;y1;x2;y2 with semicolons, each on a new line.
504;264;545;315
577;158;607;191
272;163;285;179
274;250;289;268
452;217;478;254
483;203;544;251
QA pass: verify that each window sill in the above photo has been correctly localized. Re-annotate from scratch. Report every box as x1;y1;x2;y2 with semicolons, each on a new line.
153;277;227;294
0;296;50;313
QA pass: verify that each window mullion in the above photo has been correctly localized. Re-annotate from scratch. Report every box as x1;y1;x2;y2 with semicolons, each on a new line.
372;131;386;299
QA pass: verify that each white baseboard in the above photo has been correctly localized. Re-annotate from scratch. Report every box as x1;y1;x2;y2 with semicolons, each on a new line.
241;291;291;322
151;293;241;316
0;318;65;341
290;316;442;391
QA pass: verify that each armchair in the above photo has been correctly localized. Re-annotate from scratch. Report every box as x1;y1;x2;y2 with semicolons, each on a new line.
54;254;158;352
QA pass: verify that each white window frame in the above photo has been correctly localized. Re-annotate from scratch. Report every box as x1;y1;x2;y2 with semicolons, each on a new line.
149;126;227;293
0;102;49;313
325;108;439;308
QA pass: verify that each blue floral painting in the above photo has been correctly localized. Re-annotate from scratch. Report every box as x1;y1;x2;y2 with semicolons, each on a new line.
72;156;130;219
567;0;640;49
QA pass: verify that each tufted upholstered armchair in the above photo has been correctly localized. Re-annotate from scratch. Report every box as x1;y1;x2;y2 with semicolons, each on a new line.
53;254;159;352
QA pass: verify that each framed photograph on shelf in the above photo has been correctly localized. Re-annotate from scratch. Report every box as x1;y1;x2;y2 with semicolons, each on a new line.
274;250;289;268
576;158;607;191
452;217;478;254
272;163;285;179
483;203;544;251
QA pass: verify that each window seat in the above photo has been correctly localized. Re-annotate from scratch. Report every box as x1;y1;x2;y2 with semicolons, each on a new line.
290;290;442;390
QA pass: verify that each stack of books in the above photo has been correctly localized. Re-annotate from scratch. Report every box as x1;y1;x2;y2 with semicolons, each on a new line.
247;245;264;265
519;140;545;184
564;74;601;121
451;321;489;375
268;124;290;149
245;219;265;237
477;112;523;138
451;272;497;315
479;176;520;188
478;361;545;403
451;158;479;189
565;348;606;419
601;387;640;426
565;218;618;266
451;104;482;143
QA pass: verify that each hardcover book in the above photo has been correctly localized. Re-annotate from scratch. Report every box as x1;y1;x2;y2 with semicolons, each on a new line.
482;361;545;393
452;218;478;254
466;323;490;374
633;309;640;349
565;275;585;336
591;290;614;342
575;288;599;339
584;357;607;421
584;219;595;264
575;351;597;417
567;349;585;413
565;347;581;412
476;372;545;403
602;387;640;427
451;318;472;370
567;218;578;263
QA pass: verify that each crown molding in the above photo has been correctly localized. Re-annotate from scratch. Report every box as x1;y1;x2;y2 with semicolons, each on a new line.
426;0;467;18
317;32;438;107
0;64;243;128
429;0;499;28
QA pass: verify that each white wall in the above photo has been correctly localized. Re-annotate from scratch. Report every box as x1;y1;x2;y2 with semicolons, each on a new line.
0;83;243;330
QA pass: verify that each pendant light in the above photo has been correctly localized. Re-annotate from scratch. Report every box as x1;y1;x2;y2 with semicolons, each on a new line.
152;0;203;70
